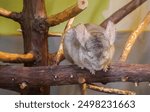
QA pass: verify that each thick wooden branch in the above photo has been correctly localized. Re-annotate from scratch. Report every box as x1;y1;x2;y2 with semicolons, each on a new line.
0;51;35;63
46;0;88;26
120;11;150;62
0;63;150;91
0;7;22;22
100;0;147;28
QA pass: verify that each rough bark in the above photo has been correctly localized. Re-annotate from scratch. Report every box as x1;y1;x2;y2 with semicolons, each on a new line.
0;64;150;92
21;0;48;66
20;0;49;94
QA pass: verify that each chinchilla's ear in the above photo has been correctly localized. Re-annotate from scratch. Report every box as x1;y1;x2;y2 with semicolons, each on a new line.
104;21;116;45
75;24;91;47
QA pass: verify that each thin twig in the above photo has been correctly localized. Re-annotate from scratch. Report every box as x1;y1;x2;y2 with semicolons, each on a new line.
100;0;147;28
46;0;88;26
87;84;136;95
0;51;35;63
55;17;75;65
120;11;150;62
48;32;62;37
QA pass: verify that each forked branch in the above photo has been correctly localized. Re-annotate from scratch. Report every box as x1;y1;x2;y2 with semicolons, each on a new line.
46;0;88;26
0;51;35;63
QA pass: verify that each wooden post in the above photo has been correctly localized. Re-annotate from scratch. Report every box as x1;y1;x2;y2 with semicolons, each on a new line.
20;0;49;94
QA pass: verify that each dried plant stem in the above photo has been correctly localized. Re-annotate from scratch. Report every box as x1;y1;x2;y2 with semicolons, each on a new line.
0;51;35;63
46;0;88;26
87;84;136;95
120;11;150;62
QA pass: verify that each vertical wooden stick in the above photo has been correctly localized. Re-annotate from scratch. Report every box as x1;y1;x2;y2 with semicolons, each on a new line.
81;83;87;95
21;0;49;94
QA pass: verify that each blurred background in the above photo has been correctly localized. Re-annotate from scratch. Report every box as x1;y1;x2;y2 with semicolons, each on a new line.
0;0;150;94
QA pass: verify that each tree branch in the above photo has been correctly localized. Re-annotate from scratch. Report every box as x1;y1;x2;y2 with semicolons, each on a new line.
0;63;150;90
46;0;88;26
55;18;75;65
48;32;62;37
100;0;147;28
120;11;150;62
0;51;35;63
0;7;11;18
87;84;136;95
0;7;22;22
